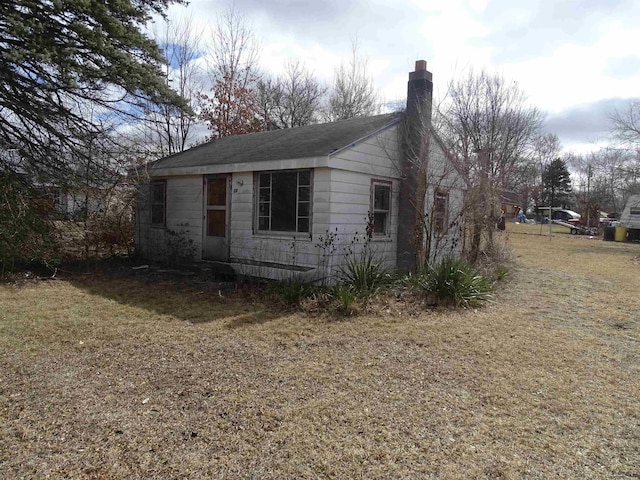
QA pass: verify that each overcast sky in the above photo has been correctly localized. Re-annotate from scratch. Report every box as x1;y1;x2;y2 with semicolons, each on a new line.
164;0;640;153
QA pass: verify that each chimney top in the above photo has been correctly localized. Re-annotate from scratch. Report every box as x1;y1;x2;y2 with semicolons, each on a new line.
415;60;427;72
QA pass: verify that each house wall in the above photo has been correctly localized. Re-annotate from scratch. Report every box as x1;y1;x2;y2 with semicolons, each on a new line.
328;123;401;178
226;167;399;283
135;122;464;278
422;136;466;264
322;169;399;275
135;176;203;262
227;169;329;281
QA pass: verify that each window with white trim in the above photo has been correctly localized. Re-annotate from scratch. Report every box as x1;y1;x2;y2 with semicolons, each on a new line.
150;180;166;226
371;181;391;236
257;169;311;233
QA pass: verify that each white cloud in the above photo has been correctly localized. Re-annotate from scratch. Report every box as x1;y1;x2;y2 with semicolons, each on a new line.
157;0;640;152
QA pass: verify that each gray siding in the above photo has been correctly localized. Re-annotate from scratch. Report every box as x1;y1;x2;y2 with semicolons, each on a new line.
135;122;465;279
135;176;203;263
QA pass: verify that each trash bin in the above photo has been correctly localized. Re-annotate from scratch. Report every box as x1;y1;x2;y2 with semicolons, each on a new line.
603;226;616;241
628;228;640;242
615;227;628;242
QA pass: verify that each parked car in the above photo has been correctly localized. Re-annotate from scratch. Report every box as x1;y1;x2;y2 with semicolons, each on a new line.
552;209;581;223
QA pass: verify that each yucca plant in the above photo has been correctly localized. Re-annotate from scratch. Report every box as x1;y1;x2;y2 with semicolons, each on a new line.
333;284;359;315
339;247;393;297
417;256;492;308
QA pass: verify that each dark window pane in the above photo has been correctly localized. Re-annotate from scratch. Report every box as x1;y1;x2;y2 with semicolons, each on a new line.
298;170;311;186
259;173;271;187
207;210;226;237
259;188;271;202
298;186;310;202
259;202;270;216
207;178;226;206
270;171;297;231
151;205;164;224
259;216;269;230
297;217;309;233
298;201;309;217
151;182;164;204
374;185;390;211
373;212;387;234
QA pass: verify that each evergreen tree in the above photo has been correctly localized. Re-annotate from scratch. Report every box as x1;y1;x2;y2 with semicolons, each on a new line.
541;158;572;207
0;0;188;179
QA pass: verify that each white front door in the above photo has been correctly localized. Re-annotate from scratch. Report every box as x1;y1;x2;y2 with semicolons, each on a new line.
202;175;230;261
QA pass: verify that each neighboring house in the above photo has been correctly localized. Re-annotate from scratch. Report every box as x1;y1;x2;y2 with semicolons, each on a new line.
136;61;466;281
499;190;521;218
39;185;105;219
620;194;640;229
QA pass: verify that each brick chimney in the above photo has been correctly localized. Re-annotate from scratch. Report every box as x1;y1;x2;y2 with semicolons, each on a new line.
406;60;433;121
396;60;434;272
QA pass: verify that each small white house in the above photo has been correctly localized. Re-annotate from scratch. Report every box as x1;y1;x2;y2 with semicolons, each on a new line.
620;194;640;229
136;61;466;281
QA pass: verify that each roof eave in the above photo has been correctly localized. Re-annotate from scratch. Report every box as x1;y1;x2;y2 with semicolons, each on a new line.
150;155;331;177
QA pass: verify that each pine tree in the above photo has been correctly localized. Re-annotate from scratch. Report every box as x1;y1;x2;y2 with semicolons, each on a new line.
542;158;572;207
0;0;188;179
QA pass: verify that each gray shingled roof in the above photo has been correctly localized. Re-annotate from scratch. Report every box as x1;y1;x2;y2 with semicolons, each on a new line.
151;113;401;170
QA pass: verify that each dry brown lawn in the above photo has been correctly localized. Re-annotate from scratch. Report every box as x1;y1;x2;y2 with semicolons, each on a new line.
1;225;639;479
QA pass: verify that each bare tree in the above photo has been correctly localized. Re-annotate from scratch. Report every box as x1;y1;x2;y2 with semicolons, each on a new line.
257;61;327;129
147;15;204;156
438;69;544;261
199;6;262;139
327;39;379;120
569;148;640;215
610;99;640;147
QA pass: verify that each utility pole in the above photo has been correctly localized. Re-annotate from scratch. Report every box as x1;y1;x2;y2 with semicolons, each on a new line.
586;164;592;227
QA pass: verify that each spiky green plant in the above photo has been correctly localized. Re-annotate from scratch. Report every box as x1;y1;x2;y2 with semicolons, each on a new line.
339;247;393;297
416;256;492;308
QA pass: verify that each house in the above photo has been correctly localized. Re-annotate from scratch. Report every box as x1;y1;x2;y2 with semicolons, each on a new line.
499;190;522;218
620;194;640;229
135;61;466;281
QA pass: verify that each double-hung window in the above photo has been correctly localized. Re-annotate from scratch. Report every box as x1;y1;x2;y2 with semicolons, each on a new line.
257;169;311;233
371;180;391;236
150;180;166;226
433;190;449;235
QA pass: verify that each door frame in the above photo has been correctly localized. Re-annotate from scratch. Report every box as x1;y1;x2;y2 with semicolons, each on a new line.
202;174;231;261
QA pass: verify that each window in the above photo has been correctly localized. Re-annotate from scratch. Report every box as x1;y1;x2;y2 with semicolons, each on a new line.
434;190;449;234
150;180;166;226
371;181;391;236
257;170;311;233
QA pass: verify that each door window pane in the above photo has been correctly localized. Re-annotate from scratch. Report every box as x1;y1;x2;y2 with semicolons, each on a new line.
207;210;226;237
207;178;226;206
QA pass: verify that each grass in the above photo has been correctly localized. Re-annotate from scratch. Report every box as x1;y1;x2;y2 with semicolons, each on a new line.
1;224;639;478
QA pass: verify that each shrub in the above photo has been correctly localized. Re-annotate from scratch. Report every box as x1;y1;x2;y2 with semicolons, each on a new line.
269;277;319;306
333;284;359;316
493;264;510;281
416;256;492;308
339;247;393;297
163;225;196;266
0;173;57;272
